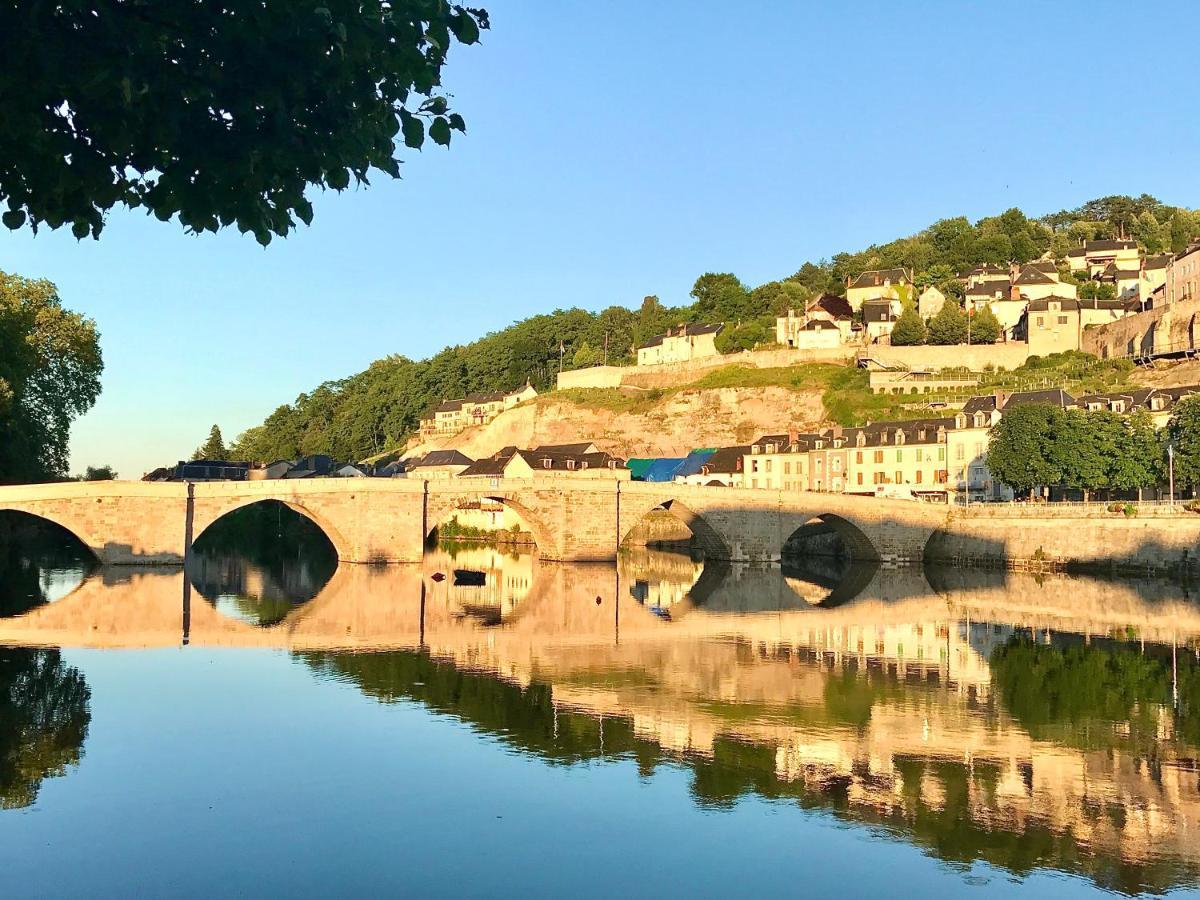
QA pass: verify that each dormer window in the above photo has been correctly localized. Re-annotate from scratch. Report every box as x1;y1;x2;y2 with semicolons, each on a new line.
815;440;823;449
973;413;985;427
1151;397;1166;410
1112;401;1125;413
856;433;866;447
542;458;552;469
766;443;776;454
833;438;844;448
917;429;926;441
580;461;588;469
566;459;577;470
955;414;967;428
894;430;905;445
608;460;617;469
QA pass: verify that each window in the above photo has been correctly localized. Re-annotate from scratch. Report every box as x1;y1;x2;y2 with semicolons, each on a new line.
895;470;903;484
873;450;884;464
764;460;773;473
856;472;863;485
543;458;552;469
896;449;903;462
873;471;884;484
1036;316;1045;326
751;460;759;473
938;447;945;461
856;451;863;464
1057;315;1068;325
783;461;791;475
751;478;758;489
915;470;922;484
766;443;776;454
831;458;841;472
566;459;576;470
955;444;964;460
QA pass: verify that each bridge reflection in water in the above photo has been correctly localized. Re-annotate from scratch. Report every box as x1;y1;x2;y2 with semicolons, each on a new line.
2;523;1200;895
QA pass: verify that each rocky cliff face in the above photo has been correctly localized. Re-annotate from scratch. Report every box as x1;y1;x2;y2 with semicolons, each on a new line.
407;386;826;459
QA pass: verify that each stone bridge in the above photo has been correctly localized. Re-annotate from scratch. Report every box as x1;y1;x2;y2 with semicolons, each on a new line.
0;478;949;566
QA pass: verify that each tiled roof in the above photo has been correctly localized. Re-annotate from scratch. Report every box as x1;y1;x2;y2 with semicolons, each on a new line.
807;293;853;320
848;268;910;290
1026;296;1080;311
639;323;723;349
701;446;750;475
411;449;474;468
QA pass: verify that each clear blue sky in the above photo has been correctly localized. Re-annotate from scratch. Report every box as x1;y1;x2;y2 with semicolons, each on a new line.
3;1;1197;478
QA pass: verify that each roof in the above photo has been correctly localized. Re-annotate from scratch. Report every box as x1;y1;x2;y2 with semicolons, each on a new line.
534;442;599;455
1026;296;1080;311
966;281;1012;298
411;449;474;468
1076;298;1127;311
1028;260;1058;274
515;449;625;473
673;449;717;478
701;446;750;475
861;299;897;323
1002;388;1076;409
639;458;688;482
639;323;723;349
848;268;910;290
803;319;839;330
434;400;464;413
1083;239;1138;252
1144;254;1172;270
806;293;853;320
1014;266;1055;286
962;395;999;415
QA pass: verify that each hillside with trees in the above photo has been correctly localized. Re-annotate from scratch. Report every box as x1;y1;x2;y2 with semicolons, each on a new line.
231;195;1200;463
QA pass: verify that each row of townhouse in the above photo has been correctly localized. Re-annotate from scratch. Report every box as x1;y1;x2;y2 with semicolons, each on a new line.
681;382;1200;502
417;383;539;440
382;442;630;481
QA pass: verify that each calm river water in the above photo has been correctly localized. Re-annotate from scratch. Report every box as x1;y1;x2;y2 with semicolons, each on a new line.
1;506;1199;897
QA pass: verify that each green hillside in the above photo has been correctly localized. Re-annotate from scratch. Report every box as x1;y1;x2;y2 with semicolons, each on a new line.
230;195;1200;463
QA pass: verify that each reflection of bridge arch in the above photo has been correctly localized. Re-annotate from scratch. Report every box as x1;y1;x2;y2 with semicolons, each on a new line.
190;497;352;563
0;507;100;562
620;498;731;559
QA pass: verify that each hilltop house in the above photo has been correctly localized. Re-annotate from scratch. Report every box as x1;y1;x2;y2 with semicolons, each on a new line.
1167;243;1200;305
845;268;913;312
1018;297;1082;355
637;323;723;366
918;286;947;319
407;449;474;480
960;263;1010;290
1013;264;1076;302
1066;239;1141;277
777;294;855;348
418;383;538;440
862;299;900;342
965;280;1024;337
674;445;748;487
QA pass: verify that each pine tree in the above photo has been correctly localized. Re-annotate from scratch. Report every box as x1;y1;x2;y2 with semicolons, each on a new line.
927;300;967;345
197;425;227;460
889;306;927;345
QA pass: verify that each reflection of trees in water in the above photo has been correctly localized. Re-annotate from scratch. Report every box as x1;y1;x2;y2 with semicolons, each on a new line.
190;501;337;626
992;632;1200;752
0;512;95;617
0;648;90;809
300;641;1200;895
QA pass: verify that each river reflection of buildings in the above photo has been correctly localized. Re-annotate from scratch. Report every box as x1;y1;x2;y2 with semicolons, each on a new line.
5;543;1200;892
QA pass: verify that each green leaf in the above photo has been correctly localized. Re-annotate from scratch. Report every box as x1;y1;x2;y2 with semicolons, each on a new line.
429;117;451;147
448;113;466;132
326;167;350;190
295;198;314;226
71;220;90;239
450;11;480;45
2;210;26;230
401;114;424;149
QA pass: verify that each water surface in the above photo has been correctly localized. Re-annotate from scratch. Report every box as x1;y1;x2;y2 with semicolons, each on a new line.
1;510;1199;897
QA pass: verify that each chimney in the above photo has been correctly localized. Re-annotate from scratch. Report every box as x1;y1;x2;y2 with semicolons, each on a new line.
831;425;844;439
995;389;1011;409
788;429;799;445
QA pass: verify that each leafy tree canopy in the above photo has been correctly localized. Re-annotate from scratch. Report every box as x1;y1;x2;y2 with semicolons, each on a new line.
969;305;1001;344
0;272;102;482
0;1;489;244
926;300;966;345
889;307;926;346
197;424;227;460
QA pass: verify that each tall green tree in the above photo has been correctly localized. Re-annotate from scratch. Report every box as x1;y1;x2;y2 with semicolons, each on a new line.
1109;410;1162;494
0;2;489;245
197;425;228;461
926;300;967;345
889;307;926;345
689;274;751;323
987;404;1065;495
748;281;811;317
0;272;102;483
1166;396;1200;489
969;305;1001;344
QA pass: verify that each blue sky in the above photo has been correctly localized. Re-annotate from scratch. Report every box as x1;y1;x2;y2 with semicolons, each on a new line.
3;0;1198;477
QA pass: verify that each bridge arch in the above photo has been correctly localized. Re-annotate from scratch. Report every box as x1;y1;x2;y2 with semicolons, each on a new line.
190;497;352;563
782;513;879;562
425;493;551;554
620;498;731;559
0;506;101;562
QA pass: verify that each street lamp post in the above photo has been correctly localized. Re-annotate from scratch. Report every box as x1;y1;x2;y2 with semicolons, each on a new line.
1168;443;1176;507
